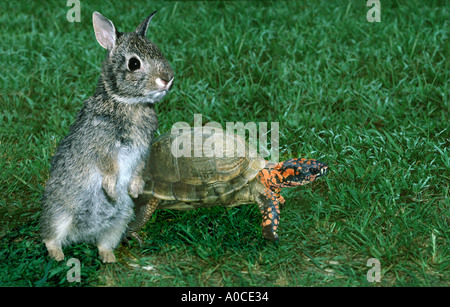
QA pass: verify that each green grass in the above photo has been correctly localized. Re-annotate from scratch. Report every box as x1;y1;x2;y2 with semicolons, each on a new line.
0;0;448;287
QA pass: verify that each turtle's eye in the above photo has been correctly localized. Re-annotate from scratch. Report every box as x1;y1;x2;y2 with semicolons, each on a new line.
128;57;141;71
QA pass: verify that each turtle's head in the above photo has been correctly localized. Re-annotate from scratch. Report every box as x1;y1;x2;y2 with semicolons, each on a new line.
258;158;328;189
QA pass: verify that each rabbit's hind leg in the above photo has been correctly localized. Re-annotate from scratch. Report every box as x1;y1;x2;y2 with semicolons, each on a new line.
42;213;73;261
96;219;129;263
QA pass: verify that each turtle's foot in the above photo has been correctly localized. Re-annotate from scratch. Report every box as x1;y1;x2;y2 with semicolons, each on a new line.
123;231;144;247
131;232;144;246
261;219;279;243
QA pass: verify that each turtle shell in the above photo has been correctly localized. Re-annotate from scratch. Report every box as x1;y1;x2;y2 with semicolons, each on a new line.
144;127;265;204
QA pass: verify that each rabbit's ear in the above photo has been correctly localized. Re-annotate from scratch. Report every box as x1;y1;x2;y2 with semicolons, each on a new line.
93;11;117;51
135;10;157;38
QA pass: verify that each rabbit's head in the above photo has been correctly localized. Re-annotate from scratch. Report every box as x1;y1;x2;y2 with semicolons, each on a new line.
93;11;174;104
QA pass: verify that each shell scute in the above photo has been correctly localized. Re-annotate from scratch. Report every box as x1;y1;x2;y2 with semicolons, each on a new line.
144;128;265;203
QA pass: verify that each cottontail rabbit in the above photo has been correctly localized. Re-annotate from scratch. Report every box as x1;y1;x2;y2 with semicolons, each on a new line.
40;11;174;263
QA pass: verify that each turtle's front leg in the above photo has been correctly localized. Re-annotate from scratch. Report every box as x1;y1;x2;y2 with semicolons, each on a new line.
127;196;160;245
257;189;281;242
273;187;286;209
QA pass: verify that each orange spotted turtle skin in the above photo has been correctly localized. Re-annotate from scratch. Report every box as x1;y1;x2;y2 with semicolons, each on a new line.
256;158;327;241
128;129;328;243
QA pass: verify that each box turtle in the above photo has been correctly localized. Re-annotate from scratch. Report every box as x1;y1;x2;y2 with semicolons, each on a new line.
128;127;328;242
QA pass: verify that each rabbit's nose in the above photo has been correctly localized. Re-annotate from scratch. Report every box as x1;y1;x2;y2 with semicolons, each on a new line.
156;77;174;90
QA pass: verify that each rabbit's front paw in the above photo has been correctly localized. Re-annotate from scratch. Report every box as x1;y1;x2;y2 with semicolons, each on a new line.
102;175;117;201
128;176;145;198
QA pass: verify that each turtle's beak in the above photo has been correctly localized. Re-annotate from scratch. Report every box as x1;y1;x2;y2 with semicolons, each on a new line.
311;161;328;177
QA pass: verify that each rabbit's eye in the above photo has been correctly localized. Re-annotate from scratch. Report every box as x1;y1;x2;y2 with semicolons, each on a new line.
128;57;141;71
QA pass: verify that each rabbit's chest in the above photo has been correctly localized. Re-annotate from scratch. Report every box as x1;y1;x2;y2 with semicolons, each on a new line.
116;144;147;184
116;108;157;146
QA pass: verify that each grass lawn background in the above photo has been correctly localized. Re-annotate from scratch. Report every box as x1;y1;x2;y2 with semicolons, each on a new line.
0;0;448;286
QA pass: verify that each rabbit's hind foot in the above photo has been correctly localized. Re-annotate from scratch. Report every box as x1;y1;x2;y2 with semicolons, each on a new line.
98;246;116;263
44;240;65;261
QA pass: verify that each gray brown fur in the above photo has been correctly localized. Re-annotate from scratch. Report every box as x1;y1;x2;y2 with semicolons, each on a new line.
40;11;174;263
